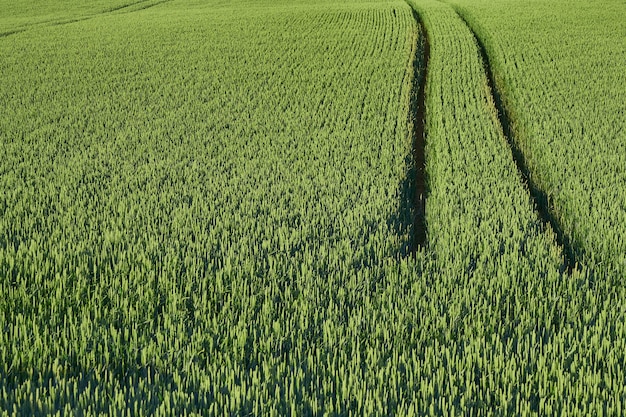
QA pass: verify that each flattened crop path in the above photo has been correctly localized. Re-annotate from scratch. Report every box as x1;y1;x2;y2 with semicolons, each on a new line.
452;6;580;274
406;6;430;252
405;0;567;275
0;0;171;39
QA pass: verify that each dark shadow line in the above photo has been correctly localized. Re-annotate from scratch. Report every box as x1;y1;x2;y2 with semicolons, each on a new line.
48;17;94;27
0;0;171;39
407;7;430;253
125;0;172;12
105;0;156;13
0;29;26;38
107;0;171;14
454;9;579;274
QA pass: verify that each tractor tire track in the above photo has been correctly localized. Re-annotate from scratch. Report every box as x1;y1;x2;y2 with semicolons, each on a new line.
406;5;430;252
107;0;172;14
0;0;171;40
0;29;26;38
453;9;579;274
105;0;159;13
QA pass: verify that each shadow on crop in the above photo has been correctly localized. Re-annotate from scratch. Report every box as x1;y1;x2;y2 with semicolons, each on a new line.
454;8;580;274
395;7;430;258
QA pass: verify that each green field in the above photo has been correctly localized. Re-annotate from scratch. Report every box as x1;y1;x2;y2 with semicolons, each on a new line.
1;0;625;415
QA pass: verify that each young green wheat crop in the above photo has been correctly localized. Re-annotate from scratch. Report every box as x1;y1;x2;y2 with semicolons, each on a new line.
1;0;625;415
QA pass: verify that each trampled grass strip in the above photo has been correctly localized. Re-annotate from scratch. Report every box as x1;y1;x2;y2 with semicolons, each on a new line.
0;0;171;39
109;0;172;14
0;29;26;38
405;5;430;252
104;0;158;13
453;7;580;274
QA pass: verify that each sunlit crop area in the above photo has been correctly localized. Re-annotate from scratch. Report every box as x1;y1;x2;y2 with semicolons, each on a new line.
1;0;625;415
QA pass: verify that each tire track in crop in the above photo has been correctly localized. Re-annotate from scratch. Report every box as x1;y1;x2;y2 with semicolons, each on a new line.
108;0;172;14
105;0;159;13
0;29;26;38
406;5;430;252
454;9;579;274
0;0;171;39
